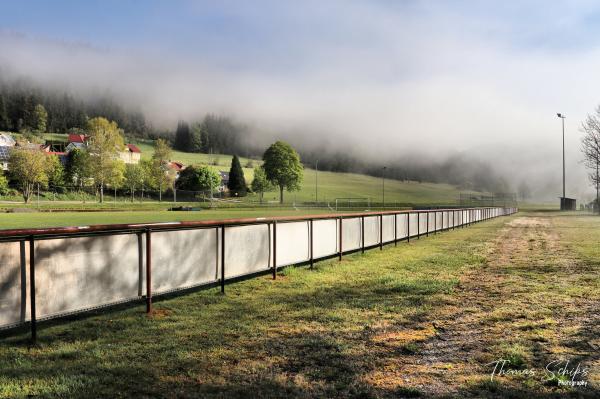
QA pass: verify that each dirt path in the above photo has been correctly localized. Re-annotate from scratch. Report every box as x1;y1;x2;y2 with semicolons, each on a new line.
367;215;600;397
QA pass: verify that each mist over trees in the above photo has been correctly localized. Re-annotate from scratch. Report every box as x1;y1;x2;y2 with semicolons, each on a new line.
0;74;510;193
0;76;149;137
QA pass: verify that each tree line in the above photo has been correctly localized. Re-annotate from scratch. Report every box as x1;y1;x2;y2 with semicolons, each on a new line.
0;77;148;137
1;113;304;204
0;75;509;192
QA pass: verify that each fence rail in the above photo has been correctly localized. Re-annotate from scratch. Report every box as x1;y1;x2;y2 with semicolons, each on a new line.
0;206;517;341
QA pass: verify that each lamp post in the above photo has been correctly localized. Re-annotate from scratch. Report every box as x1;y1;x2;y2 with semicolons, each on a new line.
382;166;387;208
557;113;566;200
315;160;319;204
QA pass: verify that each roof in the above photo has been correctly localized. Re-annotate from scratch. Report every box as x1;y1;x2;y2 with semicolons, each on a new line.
0;146;10;161
219;171;229;182
68;134;87;143
126;144;141;153
168;161;184;171
19;143;44;150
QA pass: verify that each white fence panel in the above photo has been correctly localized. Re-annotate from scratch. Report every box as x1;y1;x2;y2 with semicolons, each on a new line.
153;228;218;293
342;217;361;251
225;225;271;278
0;242;26;327
382;215;395;243
409;213;419;237
276;221;310;266
396;213;409;240
34;235;139;319
313;219;338;258
364;216;380;246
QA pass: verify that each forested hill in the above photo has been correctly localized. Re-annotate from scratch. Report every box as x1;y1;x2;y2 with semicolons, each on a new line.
0;75;149;137
0;75;510;193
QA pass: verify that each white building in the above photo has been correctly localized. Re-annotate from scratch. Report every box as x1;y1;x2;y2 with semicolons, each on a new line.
0;133;16;147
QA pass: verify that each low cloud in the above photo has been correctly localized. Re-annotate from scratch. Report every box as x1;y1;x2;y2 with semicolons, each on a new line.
1;1;598;201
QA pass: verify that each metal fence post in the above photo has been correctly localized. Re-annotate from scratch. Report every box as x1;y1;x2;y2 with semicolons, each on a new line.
137;232;143;297
379;214;383;250
394;213;397;246
309;219;314;269
417;212;420;239
19;241;26;323
273;221;277;279
426;212;429;237
29;236;36;343
145;229;152;313
361;216;365;253
215;227;219;281
407;213;410;242
338;217;343;261
221;225;226;291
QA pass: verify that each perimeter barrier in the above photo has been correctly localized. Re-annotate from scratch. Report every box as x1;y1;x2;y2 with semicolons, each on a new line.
0;206;517;340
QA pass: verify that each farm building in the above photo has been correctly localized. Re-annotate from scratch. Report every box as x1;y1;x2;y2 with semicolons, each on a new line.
219;171;229;192
65;134;141;164
0;146;9;170
0;133;15;170
119;144;142;164
0;133;16;147
68;133;88;144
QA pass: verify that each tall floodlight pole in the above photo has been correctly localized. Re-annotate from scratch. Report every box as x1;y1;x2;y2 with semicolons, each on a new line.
382;166;387;208
557;113;566;199
315;160;319;204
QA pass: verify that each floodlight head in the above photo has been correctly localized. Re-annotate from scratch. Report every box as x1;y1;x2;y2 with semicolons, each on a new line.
557;113;565;118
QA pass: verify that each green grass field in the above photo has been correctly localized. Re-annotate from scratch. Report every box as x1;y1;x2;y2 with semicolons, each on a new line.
0;208;343;230
38;133;475;205
0;133;489;231
1;211;598;397
130;138;472;205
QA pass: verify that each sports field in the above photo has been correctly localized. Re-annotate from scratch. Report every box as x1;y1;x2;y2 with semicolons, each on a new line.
1;210;598;398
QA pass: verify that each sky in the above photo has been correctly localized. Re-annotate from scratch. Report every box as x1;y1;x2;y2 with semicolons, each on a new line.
2;0;600;201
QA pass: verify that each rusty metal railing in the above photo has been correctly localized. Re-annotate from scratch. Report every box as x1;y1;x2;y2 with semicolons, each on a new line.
0;206;517;342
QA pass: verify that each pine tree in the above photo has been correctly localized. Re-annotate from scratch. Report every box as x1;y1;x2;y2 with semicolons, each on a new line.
227;155;247;196
190;122;203;152
0;94;7;130
174;120;191;151
200;123;210;153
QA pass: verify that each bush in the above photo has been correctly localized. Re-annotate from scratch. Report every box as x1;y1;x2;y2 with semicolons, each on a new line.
0;172;8;195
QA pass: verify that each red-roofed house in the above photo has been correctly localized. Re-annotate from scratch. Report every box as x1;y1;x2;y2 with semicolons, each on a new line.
167;161;185;179
119;143;142;164
68;134;88;144
41;145;68;165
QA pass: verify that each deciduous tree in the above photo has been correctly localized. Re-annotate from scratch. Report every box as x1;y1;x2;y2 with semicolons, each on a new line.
86;117;126;202
65;148;91;189
151;138;173;201
8;148;50;203
251;166;272;203
124;163;145;202
0;172;9;195
46;154;65;191
176;165;220;193
262;141;303;204
581;106;600;213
